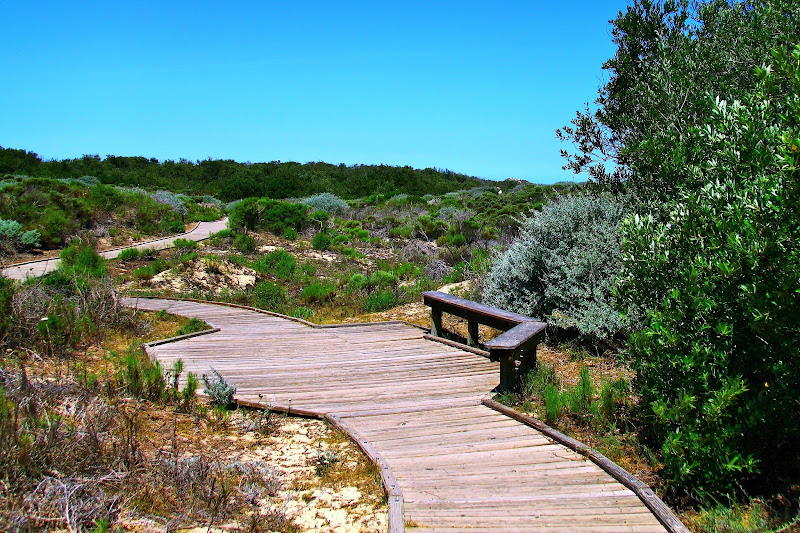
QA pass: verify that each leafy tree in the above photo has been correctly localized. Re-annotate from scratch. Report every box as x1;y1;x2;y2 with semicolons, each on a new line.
617;44;800;501
558;0;800;201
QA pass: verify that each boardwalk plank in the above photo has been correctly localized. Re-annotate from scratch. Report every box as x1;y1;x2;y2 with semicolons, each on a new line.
125;297;674;532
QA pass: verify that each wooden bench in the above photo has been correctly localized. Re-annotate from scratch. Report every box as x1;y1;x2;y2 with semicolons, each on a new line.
422;291;546;392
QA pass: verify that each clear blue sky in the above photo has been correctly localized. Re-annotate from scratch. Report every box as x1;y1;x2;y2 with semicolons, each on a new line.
0;1;625;183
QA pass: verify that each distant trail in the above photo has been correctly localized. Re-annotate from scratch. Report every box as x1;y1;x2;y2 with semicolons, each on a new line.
1;218;229;281
126;297;683;533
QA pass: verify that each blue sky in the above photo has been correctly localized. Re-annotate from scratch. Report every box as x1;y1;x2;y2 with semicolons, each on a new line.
0;1;625;183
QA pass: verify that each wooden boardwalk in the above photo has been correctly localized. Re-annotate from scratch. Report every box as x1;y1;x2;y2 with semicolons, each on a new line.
126;297;674;532
2;218;228;280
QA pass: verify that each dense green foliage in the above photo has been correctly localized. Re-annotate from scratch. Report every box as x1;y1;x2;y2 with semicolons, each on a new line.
228;197;308;235
482;194;628;343
0;149;488;201
558;0;800;200
0;176;221;249
618;45;800;501
554;0;800;504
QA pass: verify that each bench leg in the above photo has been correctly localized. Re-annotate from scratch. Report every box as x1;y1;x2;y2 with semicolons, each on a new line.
498;355;515;393
467;320;479;347
516;342;538;387
430;308;443;338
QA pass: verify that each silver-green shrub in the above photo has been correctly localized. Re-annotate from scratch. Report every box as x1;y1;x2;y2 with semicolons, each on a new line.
202;367;237;405
301;193;349;215
0;218;41;255
151;190;188;217
482;194;627;342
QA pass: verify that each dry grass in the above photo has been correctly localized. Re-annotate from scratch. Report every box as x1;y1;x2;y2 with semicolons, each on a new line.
0;308;387;532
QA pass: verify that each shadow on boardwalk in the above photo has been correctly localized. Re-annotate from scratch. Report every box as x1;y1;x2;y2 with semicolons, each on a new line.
127;297;681;533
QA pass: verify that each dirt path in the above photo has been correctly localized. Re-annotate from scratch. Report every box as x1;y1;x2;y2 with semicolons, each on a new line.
1;218;228;281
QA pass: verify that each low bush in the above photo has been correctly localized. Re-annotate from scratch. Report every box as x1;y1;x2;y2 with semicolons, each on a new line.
202;367;237;406
172;237;197;252
116;247;141;262
0;217;41;256
302;192;349;215
252;281;287;311
60;241;106;278
252;249;296;279
365;290;398;312
311;231;331;251
174;317;210;336
369;270;397;288
302;280;336;303
283;227;298;241
232;232;257;252
482;194;627;345
228;197;307;235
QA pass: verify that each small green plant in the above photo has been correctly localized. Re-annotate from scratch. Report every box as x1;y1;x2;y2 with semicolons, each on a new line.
283;227;298;241
116;247;141;262
348;273;368;292
365;290;398;312
179;372;199;411
252;249;296;279
174;317;210;336
202;367;237;406
302;280;336;303
60;241;106;278
233;232;257;252
543;384;562;425
314;442;341;476
369;270;397;288
253;281;287;311
172;237;197;252
290;306;313;320
311;231;331;251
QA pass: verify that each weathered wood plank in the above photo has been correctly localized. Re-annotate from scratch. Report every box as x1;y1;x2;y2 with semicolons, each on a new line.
127;298;677;533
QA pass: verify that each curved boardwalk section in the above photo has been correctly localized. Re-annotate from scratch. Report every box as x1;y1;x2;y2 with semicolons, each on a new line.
126;297;669;532
2;218;229;280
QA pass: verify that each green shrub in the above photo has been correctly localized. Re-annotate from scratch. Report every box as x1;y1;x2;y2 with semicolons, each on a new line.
251;249;296;279
174;317;209;336
311;232;331;251
116;247;141;262
172;237;197;252
482;194;627;344
133;258;166;280
302;280;336;303
365;290;398;312
252;281;287;311
370;270;397;288
208;228;232;246
117;344;168;401
232;232;257;252
60;242;106;278
228;197;307;235
543;385;562;425
283;227;298;241
348;273;368;292
180;372;200;411
616;47;800;500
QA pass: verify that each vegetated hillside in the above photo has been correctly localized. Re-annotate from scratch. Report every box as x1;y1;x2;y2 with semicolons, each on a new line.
112;182;582;322
0;146;493;200
0;175;222;255
0;243;387;532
